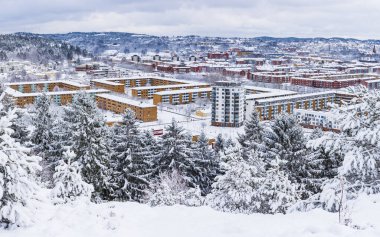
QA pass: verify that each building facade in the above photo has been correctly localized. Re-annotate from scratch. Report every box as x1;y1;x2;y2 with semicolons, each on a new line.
96;94;157;122
153;88;211;105
211;81;245;127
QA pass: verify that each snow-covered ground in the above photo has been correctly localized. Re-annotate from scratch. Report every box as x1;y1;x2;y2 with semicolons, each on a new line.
103;102;245;140
3;194;380;237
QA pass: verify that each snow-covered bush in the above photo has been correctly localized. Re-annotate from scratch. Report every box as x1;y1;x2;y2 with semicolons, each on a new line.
149;170;203;207
51;149;93;204
207;148;264;214
257;159;299;214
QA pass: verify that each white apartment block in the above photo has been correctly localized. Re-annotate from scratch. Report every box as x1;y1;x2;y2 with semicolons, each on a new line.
211;81;245;127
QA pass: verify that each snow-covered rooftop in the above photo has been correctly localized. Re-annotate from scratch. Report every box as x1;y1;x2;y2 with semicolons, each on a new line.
131;83;209;91
4;80;89;88
154;88;212;96
96;93;156;108
5;87;109;97
256;91;336;104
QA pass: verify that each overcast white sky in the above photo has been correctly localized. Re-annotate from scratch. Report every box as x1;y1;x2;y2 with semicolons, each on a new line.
0;0;379;39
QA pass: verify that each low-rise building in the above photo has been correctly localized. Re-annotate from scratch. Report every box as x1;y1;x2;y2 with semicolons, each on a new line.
92;79;125;93
295;109;339;132
3;80;107;107
246;91;337;120
131;83;210;99
5;87;109;107
291;74;380;89
153;88;211;105
96;93;157;122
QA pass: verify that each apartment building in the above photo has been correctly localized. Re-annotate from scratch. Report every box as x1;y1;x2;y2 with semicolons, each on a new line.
361;79;380;90
250;72;291;83
5;88;109;107
96;93;157;122
291;74;380;89
92;79;125;93
236;58;265;65
211;81;245;127
295;109;339;132
207;52;229;60
222;67;250;78
91;76;188;89
5;80;90;93
246;91;337;120
131;83;210;99
4;80;108;107
153;88;212;105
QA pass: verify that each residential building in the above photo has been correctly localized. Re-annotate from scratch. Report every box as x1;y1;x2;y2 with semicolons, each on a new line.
211;81;245;127
153;88;211;105
96;93;157;122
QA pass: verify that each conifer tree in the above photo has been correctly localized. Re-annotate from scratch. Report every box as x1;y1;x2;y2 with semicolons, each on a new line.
261;113;308;183
214;133;225;153
300;90;380;212
30;93;55;156
303;130;344;197
68;92;112;201
0;108;41;228
191;131;220;195
156;119;195;186
10;109;30;146
110;109;153;202
238;109;263;159
224;137;236;151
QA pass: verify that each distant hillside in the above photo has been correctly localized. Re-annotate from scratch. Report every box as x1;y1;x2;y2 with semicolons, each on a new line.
25;32;380;60
0;33;89;64
35;32;170;56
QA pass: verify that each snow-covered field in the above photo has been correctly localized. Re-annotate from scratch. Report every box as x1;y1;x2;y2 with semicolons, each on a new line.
3;194;380;237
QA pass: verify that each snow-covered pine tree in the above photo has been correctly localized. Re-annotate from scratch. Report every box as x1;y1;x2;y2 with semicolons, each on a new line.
335;91;380;197
0;108;41;228
60;101;78;148
156;118;196;187
10;109;31;146
51;148;93;204
31;93;66;186
136;129;161;175
30;93;55;155
224;137;236;151
238;109;263;159
127;130;161;201
110;109;153;202
261;113;308;183
148;169;203;207
0;94;15;115
302;130;344;198
207;148;265;214
301;90;380;212
309;127;323;140
214;133;225;154
68;92;112;201
191;131;220;195
0;95;29;145
258;158;299;214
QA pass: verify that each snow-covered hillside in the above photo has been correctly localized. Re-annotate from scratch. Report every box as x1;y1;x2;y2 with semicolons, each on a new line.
2;193;380;237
